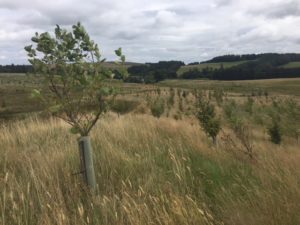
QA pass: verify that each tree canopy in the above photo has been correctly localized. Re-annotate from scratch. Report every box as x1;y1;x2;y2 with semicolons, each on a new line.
25;22;127;136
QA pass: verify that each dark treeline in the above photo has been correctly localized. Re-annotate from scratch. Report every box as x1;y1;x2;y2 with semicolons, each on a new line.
188;62;200;65
203;54;259;63
203;53;300;63
0;64;32;73
127;61;184;83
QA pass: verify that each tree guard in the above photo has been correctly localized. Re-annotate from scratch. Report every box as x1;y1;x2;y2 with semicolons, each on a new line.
78;136;96;190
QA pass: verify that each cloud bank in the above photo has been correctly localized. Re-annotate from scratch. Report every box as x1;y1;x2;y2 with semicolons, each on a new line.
1;0;300;64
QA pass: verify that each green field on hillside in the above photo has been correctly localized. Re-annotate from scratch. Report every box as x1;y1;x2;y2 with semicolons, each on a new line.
279;61;300;69
177;60;250;76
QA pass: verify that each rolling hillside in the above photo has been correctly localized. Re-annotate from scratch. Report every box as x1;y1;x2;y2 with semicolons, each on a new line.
177;60;251;76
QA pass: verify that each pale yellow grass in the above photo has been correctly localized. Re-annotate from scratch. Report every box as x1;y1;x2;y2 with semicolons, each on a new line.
0;114;299;225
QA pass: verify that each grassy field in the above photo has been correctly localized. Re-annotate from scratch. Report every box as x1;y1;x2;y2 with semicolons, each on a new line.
279;61;300;69
177;61;250;76
0;113;299;225
0;74;300;225
0;74;43;120
0;73;156;120
159;78;300;96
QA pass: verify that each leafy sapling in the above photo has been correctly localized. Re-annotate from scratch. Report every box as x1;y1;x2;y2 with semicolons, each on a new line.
25;22;127;190
268;119;282;145
150;98;165;118
196;97;221;145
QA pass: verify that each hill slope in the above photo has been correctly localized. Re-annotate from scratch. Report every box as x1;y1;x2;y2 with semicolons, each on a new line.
178;53;300;80
177;60;251;76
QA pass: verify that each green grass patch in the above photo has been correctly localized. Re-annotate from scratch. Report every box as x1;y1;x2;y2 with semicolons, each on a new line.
177;61;251;76
279;61;300;69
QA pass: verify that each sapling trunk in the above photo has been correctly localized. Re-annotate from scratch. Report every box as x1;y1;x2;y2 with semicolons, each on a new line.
212;136;217;145
78;136;97;191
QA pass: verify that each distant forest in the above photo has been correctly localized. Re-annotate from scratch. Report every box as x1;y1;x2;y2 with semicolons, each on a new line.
2;53;300;82
126;61;185;83
0;64;32;73
128;53;300;82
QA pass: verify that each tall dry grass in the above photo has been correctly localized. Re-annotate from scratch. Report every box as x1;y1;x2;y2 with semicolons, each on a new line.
0;114;299;225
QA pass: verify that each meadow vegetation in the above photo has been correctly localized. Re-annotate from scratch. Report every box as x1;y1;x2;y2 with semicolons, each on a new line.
1;113;299;225
159;78;300;96
0;74;300;225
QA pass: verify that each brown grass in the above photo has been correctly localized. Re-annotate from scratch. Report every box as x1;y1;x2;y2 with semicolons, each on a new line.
0;113;299;225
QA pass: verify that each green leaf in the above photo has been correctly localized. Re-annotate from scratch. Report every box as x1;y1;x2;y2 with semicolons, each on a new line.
49;104;62;113
70;127;81;134
24;45;32;52
100;87;111;95
121;55;125;63
31;89;41;99
115;48;122;57
31;36;39;43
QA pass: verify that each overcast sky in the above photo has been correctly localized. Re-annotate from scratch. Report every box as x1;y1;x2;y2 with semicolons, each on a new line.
1;0;300;64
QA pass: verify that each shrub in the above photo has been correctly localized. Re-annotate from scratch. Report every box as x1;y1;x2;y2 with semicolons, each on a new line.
156;88;161;96
196;98;221;144
213;89;224;105
167;88;175;108
224;99;237;122
268;119;282;144
244;97;254;114
151;98;165;118
110;99;139;115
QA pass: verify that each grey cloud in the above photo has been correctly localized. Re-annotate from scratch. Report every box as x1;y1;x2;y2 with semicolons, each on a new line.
236;27;256;37
1;0;300;64
142;10;159;17
15;11;50;27
294;38;300;44
214;0;233;7
112;31;141;41
167;7;193;16
249;1;300;18
268;2;300;18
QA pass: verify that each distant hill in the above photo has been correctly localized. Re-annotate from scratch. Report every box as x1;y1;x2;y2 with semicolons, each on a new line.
103;61;143;68
202;53;300;63
2;53;300;81
178;53;300;80
202;54;259;63
177;60;250;76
